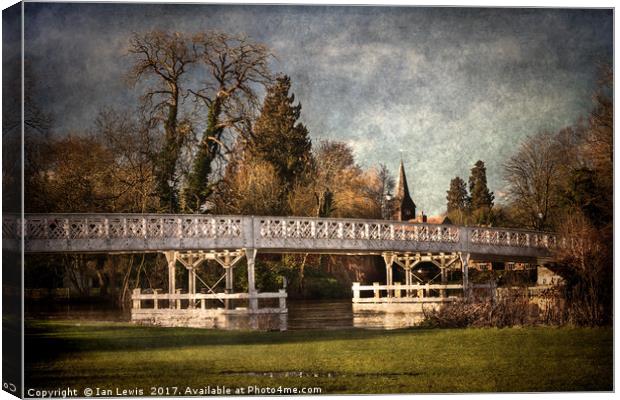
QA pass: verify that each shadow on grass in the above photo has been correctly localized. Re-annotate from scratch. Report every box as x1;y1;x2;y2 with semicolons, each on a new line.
24;320;613;393
25;319;439;361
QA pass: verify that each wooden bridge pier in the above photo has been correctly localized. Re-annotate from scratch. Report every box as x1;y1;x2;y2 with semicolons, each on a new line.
211;250;244;309
460;252;471;298
246;248;258;311
131;248;287;329
353;251;477;316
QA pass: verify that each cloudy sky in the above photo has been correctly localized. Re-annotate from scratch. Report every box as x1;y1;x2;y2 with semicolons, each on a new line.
23;3;612;214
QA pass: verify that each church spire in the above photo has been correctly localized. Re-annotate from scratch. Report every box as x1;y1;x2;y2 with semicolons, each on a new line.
393;160;416;221
396;160;410;200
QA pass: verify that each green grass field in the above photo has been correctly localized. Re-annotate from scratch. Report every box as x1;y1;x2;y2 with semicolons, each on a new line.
25;321;612;394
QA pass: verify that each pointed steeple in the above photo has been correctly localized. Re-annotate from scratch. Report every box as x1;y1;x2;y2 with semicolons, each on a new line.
393;160;416;221
396;160;409;200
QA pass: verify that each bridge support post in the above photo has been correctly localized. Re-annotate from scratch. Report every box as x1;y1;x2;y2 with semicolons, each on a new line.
383;252;395;298
188;267;196;309
404;265;411;297
165;251;177;309
175;288;182;309
460;252;470;299
352;282;360;302
212;251;244;310
246;248;258;311
440;253;447;298
394;254;426;298
403;258;413;297
224;266;233;309
132;288;141;309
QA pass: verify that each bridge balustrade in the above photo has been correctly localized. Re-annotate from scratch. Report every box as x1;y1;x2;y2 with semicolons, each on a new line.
131;289;287;314
21;215;243;240
258;217;460;242
4;214;557;260
351;282;496;304
469;227;557;249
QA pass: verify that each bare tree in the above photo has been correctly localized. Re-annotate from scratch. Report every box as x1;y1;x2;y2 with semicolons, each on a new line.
224;158;283;215
312;140;357;217
503;131;566;230
377;163;395;199
553;211;611;325
128;30;197;212
183;32;274;212
95;108;159;212
27;134;120;212
583;64;613;213
20;63;54;212
190;32;273;122
374;163;396;218
311;141;380;219
315;140;356;181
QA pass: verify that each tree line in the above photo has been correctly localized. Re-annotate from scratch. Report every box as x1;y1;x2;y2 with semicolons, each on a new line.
25;30;394;219
443;65;613;325
23;30;398;303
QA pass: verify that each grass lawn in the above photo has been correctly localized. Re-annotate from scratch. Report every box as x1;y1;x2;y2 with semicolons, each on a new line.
25;320;612;394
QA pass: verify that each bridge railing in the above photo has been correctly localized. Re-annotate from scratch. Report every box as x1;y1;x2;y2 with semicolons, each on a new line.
21;214;244;240
131;288;287;313
352;282;496;304
352;283;463;303
5;214;559;256
257;216;460;243
469;227;558;249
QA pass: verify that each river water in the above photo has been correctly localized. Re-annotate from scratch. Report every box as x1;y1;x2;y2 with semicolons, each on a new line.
26;299;425;330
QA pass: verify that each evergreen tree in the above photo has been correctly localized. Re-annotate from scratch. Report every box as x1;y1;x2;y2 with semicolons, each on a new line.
468;160;494;210
446;176;468;213
250;75;313;189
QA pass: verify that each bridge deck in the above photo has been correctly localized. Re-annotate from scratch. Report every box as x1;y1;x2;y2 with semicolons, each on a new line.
4;214;558;262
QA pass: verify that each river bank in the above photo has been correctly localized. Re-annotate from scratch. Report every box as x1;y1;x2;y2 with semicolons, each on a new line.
25;320;612;394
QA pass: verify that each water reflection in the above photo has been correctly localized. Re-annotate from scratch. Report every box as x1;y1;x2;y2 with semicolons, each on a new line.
26;303;131;323
287;299;353;330
26;300;426;330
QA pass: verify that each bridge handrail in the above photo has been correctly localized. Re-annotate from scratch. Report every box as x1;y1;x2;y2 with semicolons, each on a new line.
3;213;559;254
131;288;287;312
257;215;460;243
468;227;558;249
352;283;465;291
14;213;244;240
132;291;287;300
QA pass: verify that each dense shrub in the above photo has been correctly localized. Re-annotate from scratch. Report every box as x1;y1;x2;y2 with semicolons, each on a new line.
422;287;566;328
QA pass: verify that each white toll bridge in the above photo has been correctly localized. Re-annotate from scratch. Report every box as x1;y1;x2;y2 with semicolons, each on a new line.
5;214;558;330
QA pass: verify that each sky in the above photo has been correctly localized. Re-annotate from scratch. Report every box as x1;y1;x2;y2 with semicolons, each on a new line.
21;3;613;215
